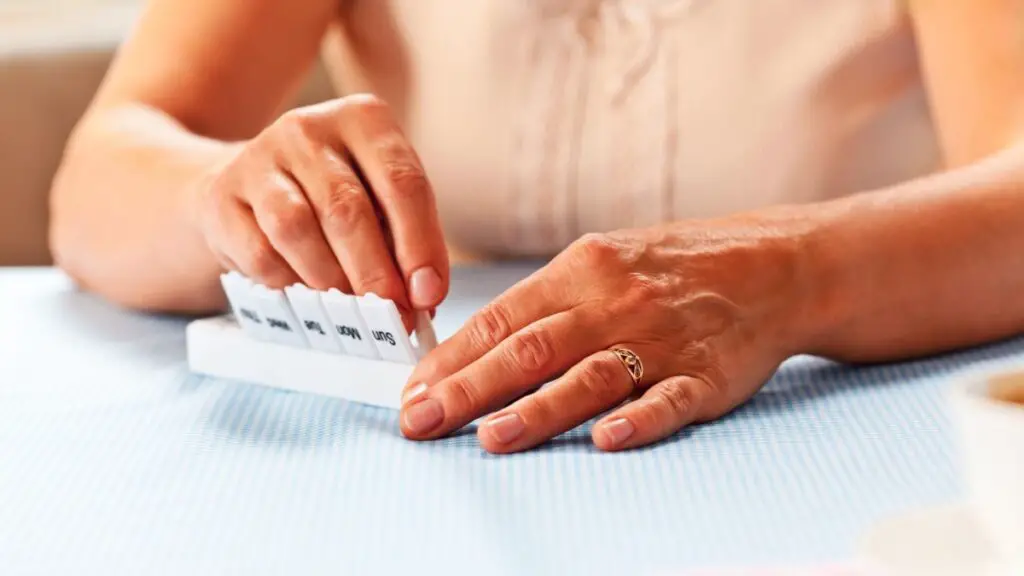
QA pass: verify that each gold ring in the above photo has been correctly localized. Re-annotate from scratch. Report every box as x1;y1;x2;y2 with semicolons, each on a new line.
611;347;644;387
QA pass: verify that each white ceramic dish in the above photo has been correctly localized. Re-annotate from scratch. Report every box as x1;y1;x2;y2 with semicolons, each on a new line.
858;503;1019;576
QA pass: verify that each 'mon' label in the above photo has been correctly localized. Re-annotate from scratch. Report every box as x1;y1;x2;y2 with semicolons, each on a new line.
336;325;362;341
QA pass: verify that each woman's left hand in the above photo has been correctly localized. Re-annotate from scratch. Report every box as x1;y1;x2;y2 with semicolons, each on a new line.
399;216;824;452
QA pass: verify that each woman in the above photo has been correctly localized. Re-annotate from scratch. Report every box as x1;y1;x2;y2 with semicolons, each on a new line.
50;1;1024;453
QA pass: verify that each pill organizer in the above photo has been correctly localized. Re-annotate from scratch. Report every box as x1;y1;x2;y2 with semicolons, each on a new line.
186;272;438;409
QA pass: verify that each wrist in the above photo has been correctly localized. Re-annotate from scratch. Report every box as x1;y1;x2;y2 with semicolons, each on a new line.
747;202;853;357
182;142;244;238
781;203;857;357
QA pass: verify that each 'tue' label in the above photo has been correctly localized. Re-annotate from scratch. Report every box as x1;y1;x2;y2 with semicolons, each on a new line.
319;289;380;359
284;284;344;354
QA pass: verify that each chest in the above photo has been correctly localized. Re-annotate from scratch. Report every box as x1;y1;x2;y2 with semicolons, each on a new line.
326;0;935;256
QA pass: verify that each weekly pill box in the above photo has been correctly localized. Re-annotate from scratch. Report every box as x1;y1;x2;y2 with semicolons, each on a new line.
186;272;438;409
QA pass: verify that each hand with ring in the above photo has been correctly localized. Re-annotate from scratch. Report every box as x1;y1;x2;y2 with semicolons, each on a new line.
399;216;817;452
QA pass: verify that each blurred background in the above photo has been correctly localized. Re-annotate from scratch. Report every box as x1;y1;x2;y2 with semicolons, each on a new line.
0;0;334;266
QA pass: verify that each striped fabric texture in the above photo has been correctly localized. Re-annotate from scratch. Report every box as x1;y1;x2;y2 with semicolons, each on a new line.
2;266;1021;575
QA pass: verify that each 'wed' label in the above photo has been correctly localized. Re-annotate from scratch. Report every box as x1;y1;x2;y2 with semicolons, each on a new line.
253;286;309;349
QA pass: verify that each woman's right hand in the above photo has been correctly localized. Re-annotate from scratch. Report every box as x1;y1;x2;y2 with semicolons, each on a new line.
193;94;449;321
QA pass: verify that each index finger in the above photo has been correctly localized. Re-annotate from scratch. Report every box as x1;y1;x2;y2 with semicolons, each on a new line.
405;265;572;393
336;95;450;311
400;308;601;441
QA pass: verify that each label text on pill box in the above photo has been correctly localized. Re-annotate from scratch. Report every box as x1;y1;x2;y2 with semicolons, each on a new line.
303;320;326;335
268;318;293;331
372;330;396;346
239;308;262;324
336;325;363;340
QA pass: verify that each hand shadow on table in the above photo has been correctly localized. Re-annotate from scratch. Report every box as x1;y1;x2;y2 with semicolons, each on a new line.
194;382;478;450
748;335;1024;411
195;335;1024;452
537;335;1024;453
196;383;637;454
48;287;193;365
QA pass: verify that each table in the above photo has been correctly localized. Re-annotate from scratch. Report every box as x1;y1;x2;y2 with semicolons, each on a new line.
2;266;1022;575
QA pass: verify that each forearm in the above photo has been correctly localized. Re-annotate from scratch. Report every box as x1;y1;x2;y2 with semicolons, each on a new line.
50;104;242;313
799;141;1024;362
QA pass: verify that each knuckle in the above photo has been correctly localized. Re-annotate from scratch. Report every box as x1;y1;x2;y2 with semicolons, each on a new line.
520;393;555;425
693;372;730;418
204;171;252;220
336;93;394;130
467;303;514;351
382;157;430;201
241;239;279;279
444;376;483;414
321;183;371;233
355;267;400;297
374;135;429;201
505;328;556;373
278;108;320;139
204;169;236;202
701;372;727;397
631;399;665;431
262;198;311;244
578;358;630;403
339;92;390;115
570;233;620;267
622;275;663;308
653;382;697;418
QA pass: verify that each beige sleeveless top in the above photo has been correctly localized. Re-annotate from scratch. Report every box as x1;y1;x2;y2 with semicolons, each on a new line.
322;0;940;258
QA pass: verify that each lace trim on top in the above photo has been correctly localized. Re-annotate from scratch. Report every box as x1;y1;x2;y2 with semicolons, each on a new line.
504;0;697;252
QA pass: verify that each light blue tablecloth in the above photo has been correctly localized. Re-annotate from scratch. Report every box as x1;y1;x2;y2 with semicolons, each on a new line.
2;266;1023;575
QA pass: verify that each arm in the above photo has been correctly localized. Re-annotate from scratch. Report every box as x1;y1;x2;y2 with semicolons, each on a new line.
394;1;1024;454
801;0;1024;361
49;0;337;313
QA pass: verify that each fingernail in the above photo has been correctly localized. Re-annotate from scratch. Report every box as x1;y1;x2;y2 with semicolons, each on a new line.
409;267;443;309
402;382;428;405
599;418;635;447
484;413;525;445
403;398;444;434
